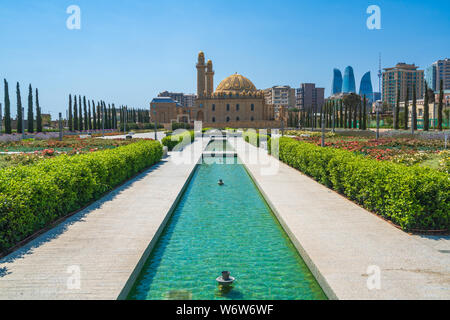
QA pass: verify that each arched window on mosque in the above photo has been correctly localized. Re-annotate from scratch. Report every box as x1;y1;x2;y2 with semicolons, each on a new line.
212;104;216;112
236;117;240;122
251;116;254;121
236;104;240;111
226;117;230;123
226;104;230;111
251;104;255;111
212;117;216;123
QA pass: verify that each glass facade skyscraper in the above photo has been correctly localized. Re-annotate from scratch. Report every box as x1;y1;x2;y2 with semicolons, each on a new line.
332;68;343;95
342;66;356;93
359;72;374;102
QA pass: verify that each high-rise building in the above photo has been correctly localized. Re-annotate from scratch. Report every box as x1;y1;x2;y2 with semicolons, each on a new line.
359;72;374;102
382;63;424;107
296;83;325;111
425;58;450;92
157;91;197;108
332;68;343;95
264;86;296;109
342;66;356;93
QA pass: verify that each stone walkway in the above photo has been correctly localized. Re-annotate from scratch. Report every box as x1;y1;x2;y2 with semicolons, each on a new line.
0;139;206;300
234;138;450;300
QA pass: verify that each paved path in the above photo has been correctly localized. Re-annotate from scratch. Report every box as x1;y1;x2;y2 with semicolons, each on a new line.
0;139;206;300
234;138;450;300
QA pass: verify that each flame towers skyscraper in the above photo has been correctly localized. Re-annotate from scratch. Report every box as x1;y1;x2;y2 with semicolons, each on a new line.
342;66;356;93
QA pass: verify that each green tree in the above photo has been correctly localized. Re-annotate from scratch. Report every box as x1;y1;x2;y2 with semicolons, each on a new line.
404;89;409;130
88;100;92;131
78;96;83;131
83;96;88;131
73;94;78;131
36;88;42;133
68;94;73;131
27;84;34;133
423;83;429;131
412;86;417;131
358;98;362;129
362;95;367;130
16;82;23;134
339;100;343;128
438;79;444;131
92;103;97;130
394;88;400;130
343;93;361;129
4;79;11;134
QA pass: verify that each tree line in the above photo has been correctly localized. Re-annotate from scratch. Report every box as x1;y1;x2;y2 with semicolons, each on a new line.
295;93;369;130
67;94;151;132
3;79;43;134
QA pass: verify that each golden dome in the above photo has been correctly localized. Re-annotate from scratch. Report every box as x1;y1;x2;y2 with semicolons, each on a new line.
215;73;257;94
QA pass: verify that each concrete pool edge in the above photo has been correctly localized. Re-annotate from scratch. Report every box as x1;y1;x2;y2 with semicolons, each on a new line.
118;139;208;300
240;160;335;300
236;139;450;300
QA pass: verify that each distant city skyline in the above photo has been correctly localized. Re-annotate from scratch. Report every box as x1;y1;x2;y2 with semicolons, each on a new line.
1;0;449;118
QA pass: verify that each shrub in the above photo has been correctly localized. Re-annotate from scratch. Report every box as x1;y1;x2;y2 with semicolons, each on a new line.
0;140;162;252
272;137;449;231
243;131;270;147
162;131;195;151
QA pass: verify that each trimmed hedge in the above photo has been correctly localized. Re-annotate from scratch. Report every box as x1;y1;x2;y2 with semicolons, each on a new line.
243;131;270;147
270;137;449;231
0;140;163;252
162;131;195;151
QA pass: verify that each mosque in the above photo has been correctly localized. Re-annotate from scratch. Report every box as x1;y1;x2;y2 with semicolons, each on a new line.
151;52;282;128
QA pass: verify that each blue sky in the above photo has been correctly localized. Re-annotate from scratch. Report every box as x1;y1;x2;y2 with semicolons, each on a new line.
1;0;449;118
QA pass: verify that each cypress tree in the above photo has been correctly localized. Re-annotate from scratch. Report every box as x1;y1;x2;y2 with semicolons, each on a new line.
16;82;23;134
91;100;96;130
92;103;97;130
404;88;409;130
78;96;83;131
438;79;444;131
412;86;417;131
68;94;73;131
423;83;429;131
74;95;78;131
344;103;348;129
97;103;101;129
83;96;88;131
36;88;42;133
27;84;34;133
88;100;92;131
394;88;400;130
363;95;367;130
359;97;363;129
4;79;11;134
339;100;343;128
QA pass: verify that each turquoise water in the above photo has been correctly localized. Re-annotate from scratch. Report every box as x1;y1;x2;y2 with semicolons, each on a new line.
204;140;235;152
128;156;326;300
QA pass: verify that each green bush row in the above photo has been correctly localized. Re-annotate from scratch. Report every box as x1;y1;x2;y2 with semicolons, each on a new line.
162;131;195;151
0;140;163;252
270;137;449;231
243;131;270;147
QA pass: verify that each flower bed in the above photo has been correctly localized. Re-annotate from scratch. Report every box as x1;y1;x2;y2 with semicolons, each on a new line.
270;137;449;231
0;140;163;252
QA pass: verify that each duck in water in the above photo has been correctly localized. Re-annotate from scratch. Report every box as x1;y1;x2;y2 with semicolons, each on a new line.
218;179;224;186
